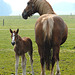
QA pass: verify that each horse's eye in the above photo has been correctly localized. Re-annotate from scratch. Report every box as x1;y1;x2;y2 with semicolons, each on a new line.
27;2;30;5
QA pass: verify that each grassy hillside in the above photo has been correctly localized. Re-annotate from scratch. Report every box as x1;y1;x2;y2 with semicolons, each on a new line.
0;15;75;75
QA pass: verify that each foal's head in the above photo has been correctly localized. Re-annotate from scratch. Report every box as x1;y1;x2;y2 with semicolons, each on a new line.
22;0;36;19
10;29;19;46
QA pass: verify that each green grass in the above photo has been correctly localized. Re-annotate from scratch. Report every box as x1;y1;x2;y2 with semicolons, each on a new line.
0;15;75;75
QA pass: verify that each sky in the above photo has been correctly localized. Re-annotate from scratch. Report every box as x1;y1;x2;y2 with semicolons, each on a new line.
1;0;75;15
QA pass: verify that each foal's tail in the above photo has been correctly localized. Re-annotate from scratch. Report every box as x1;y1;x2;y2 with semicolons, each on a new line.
28;38;33;62
42;16;54;70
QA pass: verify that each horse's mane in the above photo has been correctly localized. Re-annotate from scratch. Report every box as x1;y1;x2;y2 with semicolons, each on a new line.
33;0;55;15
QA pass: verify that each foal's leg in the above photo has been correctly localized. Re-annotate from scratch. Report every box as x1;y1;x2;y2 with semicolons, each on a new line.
15;54;19;75
51;67;54;75
21;54;26;75
28;51;34;75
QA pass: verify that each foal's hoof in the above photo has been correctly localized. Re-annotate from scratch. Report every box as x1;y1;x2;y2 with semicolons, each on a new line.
32;71;34;75
40;72;46;75
55;72;61;75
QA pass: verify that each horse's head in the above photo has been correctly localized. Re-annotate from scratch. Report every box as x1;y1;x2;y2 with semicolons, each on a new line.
22;0;37;19
10;29;19;46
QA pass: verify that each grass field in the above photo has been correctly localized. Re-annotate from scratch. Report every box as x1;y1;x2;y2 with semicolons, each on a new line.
0;15;75;75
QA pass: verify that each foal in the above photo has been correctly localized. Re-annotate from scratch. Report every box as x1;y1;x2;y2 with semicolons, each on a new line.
10;29;34;75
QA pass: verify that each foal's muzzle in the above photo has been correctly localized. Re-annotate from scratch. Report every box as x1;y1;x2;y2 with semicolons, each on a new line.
11;42;15;46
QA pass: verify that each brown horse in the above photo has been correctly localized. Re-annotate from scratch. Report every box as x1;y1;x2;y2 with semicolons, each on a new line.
10;29;34;75
35;14;68;75
22;0;68;75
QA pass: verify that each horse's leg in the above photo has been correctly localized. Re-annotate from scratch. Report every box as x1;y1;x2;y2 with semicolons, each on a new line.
55;46;61;75
51;45;60;75
55;60;61;75
21;54;26;75
28;51;34;75
41;60;45;75
38;46;46;75
51;60;60;75
15;54;19;75
51;49;55;75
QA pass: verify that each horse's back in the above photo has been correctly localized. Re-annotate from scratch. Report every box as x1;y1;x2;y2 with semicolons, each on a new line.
35;14;68;45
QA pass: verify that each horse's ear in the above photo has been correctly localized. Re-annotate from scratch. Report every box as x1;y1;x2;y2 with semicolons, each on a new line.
10;29;13;33
30;0;33;1
16;29;19;34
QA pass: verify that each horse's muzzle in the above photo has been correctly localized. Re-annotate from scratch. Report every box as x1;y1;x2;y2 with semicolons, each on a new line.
11;42;15;46
22;12;28;19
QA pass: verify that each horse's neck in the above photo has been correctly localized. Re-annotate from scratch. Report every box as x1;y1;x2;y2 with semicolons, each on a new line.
35;0;55;15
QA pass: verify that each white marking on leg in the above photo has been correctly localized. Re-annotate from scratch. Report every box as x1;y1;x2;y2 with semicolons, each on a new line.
15;55;19;75
51;68;54;75
41;63;46;75
30;57;34;75
55;60;61;75
57;60;60;72
21;55;26;75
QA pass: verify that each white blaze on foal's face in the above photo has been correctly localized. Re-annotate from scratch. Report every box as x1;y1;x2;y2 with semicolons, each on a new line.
12;33;15;42
11;33;16;46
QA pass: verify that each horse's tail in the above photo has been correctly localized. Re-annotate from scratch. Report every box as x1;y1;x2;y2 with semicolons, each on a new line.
42;16;54;70
42;16;54;41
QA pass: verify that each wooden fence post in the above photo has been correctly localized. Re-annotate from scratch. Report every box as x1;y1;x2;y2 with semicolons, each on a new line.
3;19;4;26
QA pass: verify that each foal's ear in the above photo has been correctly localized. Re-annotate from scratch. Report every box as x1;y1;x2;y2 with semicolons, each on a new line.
16;29;19;34
10;29;13;33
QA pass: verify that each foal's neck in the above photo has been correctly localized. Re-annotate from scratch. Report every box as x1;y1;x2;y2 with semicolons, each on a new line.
16;35;22;45
35;0;55;15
